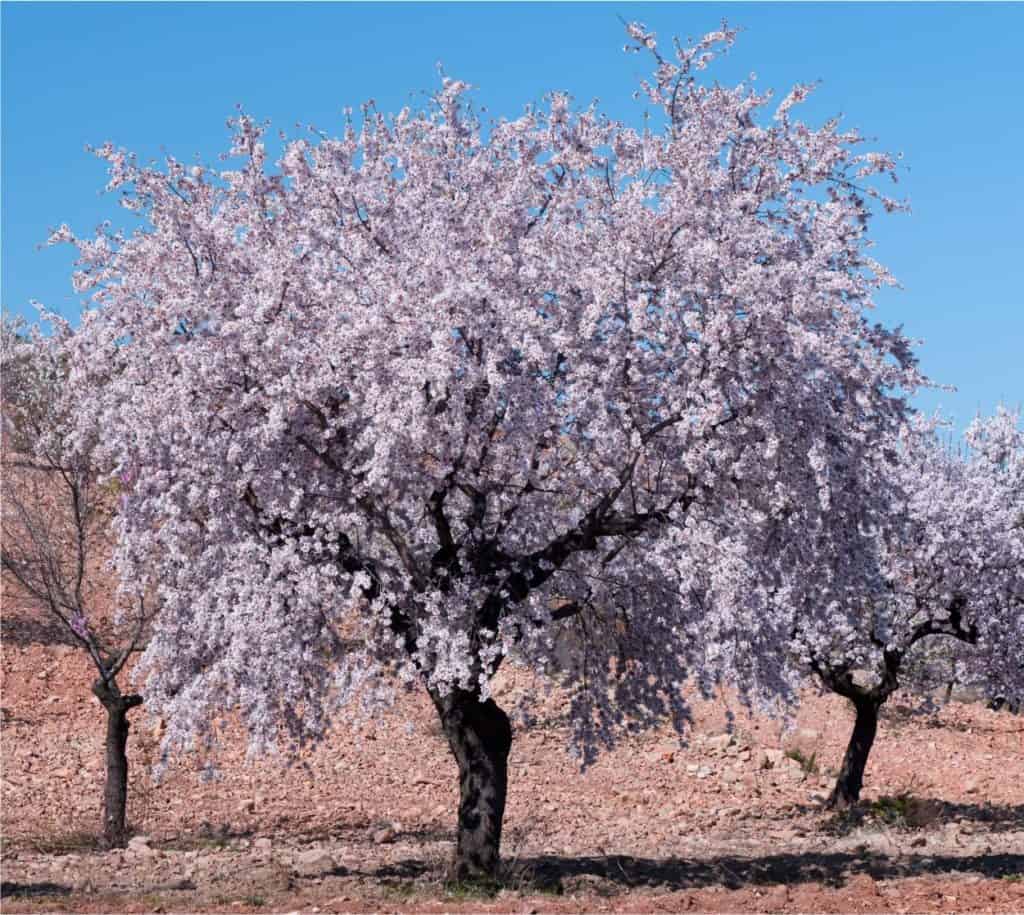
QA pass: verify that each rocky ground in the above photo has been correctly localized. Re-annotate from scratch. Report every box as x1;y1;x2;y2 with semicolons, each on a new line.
1;619;1023;913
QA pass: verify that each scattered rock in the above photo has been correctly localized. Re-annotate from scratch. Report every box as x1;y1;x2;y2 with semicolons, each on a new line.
248;861;293;892
846;873;881;896
696;766;713;780
293;847;334;877
721;767;742;784
372;827;397;845
760;885;789;909
705;733;734;753
125;843;158;861
254;837;273;852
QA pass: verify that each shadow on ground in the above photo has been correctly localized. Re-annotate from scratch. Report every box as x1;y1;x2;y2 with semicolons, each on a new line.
0;612;78;647
368;850;1024;895
3;849;1021;905
0;882;72;900
760;800;1024;834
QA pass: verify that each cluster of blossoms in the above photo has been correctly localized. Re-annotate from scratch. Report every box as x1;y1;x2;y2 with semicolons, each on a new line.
50;20;1018;874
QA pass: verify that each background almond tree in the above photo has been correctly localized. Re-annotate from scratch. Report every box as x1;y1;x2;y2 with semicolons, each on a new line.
1;316;155;847
742;410;1024;808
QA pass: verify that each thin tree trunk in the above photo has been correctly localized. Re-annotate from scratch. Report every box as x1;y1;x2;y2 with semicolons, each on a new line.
827;696;882;809
92;679;143;848
431;687;512;882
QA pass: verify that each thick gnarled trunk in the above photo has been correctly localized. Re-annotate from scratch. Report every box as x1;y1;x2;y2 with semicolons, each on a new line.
828;696;882;809
92;680;143;848
431;688;512;881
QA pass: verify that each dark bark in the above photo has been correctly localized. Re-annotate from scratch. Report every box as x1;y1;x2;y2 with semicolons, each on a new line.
431;687;513;881
92;679;143;848
827;696;882;809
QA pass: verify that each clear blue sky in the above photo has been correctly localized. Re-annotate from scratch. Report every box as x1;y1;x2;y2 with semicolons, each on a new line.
3;2;1021;425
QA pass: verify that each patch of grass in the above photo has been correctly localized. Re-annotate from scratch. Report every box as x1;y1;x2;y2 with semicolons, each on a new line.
162;834;230;852
443;877;503;900
381;881;418;901
244;894;267;907
868;793;942;829
1002;873;1022;883
785;747;820;775
870;794;912;825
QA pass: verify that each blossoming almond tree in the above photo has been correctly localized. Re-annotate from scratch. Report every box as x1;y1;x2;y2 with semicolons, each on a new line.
784;410;1024;808
1;317;155;847
57;23;921;876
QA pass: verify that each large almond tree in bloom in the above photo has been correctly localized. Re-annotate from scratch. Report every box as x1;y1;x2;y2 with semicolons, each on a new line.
59;24;921;876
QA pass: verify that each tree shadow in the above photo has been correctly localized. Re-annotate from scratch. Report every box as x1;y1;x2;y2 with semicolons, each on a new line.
935;801;1024;831
758;800;1024;834
358;849;1023;896
514;850;1024;893
0;881;73;899
0;611;77;647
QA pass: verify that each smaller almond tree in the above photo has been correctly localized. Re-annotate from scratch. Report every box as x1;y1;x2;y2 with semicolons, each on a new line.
1;316;154;847
788;411;1024;808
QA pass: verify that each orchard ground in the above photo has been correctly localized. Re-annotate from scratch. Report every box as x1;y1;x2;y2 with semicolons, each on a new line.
1;610;1022;914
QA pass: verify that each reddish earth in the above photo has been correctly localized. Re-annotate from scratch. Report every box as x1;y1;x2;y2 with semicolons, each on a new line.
2;605;1022;913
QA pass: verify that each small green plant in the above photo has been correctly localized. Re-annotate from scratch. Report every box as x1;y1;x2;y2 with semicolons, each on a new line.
870;794;913;826
1002;873;1022;883
381;881;418;901
244;894;267;907
443;877;502;900
785;747;820;775
164;834;230;852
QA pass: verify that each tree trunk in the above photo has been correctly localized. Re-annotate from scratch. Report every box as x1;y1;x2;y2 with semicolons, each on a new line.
431;688;512;882
92;680;143;848
827;696;882;809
